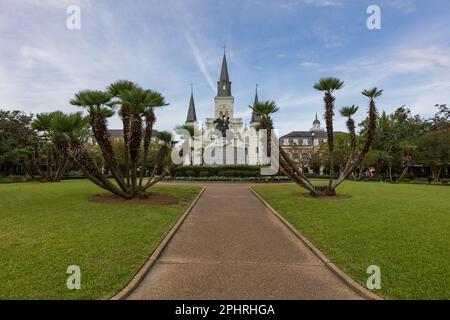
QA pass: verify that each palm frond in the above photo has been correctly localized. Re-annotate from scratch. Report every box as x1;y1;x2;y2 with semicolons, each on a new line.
362;87;383;99
156;130;173;145
313;77;345;92
106;80;139;97
249;100;280;117
339;105;359;118
50;112;90;140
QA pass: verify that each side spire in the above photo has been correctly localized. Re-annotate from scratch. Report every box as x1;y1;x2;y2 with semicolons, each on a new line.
250;84;261;124
185;84;197;124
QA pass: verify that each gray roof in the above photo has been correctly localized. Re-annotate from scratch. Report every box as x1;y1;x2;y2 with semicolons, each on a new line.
250;85;261;123
280;130;346;139
108;129;160;139
185;91;197;123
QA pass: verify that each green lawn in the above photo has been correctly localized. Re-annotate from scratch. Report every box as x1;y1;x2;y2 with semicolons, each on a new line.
0;180;201;299
253;182;450;300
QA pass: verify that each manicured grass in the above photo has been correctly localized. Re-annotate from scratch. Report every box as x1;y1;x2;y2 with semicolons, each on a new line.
0;180;201;299
253;182;450;300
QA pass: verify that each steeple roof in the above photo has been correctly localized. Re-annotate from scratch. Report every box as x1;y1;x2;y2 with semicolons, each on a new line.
219;52;230;82
217;50;232;97
250;84;261;123
313;113;321;125
185;88;197;123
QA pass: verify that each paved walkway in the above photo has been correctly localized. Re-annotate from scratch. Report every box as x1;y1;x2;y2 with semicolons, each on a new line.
127;184;364;299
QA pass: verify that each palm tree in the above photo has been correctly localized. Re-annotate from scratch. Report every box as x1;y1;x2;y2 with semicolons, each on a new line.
51;112;129;197
329;106;359;188
249;101;279;158
358;88;382;163
107;80;139;185
331;89;382;189
250;101;317;194
139;91;168;187
143;130;175;189
339;105;359;151
176;124;196;165
70;90;130;194
114;87;154;194
313;77;344;188
28;111;72;182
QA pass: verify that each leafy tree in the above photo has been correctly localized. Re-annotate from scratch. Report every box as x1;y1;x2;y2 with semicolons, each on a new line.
0;110;36;175
429;104;449;131
360;106;426;182
415;131;450;181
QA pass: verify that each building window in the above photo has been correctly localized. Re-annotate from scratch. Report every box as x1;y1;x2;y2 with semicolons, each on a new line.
293;139;299;145
314;139;319;146
303;139;308;146
283;139;289;145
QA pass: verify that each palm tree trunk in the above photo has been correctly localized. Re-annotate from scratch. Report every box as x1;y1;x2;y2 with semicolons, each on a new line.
69;139;131;199
90;113;129;193
143;146;182;191
121;106;131;185
324;92;335;188
331;119;357;189
128;113;143;196
139;112;155;188
340;99;378;183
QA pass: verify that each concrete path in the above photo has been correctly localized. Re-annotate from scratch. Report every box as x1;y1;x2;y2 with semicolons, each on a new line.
127;184;364;300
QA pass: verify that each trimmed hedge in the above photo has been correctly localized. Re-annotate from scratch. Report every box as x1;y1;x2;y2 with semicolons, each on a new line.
172;165;268;177
165;175;291;183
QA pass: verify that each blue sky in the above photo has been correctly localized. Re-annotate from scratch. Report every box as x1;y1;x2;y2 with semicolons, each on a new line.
1;0;449;135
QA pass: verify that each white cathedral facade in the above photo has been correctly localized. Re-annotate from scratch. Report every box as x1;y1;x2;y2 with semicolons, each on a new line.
182;52;266;166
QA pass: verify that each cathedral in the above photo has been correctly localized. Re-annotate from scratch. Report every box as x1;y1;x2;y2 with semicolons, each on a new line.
182;52;264;166
181;51;330;168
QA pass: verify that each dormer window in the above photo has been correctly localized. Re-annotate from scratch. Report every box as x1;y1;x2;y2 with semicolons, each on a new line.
293;139;299;145
303;139;308;146
283;139;289;145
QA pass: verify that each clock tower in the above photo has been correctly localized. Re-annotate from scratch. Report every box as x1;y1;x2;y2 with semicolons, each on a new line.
214;51;234;119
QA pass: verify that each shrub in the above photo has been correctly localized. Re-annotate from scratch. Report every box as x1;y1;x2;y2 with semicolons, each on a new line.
199;171;211;177
184;170;196;177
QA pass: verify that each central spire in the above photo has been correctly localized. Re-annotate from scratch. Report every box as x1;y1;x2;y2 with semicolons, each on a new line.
217;50;232;97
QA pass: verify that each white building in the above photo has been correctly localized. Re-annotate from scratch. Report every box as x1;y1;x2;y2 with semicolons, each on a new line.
183;52;265;166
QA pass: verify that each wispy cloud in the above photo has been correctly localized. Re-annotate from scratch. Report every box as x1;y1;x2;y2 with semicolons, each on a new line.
183;32;216;93
299;61;321;67
303;0;342;7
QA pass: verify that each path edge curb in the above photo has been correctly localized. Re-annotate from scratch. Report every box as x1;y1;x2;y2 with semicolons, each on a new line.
110;187;206;300
249;187;383;301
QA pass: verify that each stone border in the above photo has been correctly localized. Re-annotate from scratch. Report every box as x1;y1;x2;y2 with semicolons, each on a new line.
249;187;383;300
110;187;206;300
